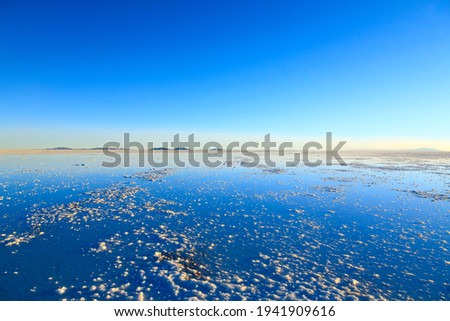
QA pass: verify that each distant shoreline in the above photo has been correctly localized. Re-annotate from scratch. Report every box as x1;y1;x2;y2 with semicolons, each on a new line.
0;149;449;156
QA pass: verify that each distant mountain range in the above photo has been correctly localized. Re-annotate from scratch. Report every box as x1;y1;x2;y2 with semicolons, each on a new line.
45;147;444;152
46;147;191;151
46;147;124;150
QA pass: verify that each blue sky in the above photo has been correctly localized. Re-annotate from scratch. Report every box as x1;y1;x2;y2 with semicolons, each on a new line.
1;0;449;149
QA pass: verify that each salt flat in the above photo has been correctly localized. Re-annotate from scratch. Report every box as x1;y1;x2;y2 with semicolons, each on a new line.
0;151;448;300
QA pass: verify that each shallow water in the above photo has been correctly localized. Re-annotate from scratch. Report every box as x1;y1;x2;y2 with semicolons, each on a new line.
0;153;449;300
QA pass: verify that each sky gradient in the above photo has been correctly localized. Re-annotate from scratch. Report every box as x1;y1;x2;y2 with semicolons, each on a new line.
1;0;449;150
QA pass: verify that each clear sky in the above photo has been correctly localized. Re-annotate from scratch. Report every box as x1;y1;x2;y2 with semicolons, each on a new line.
0;0;449;150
